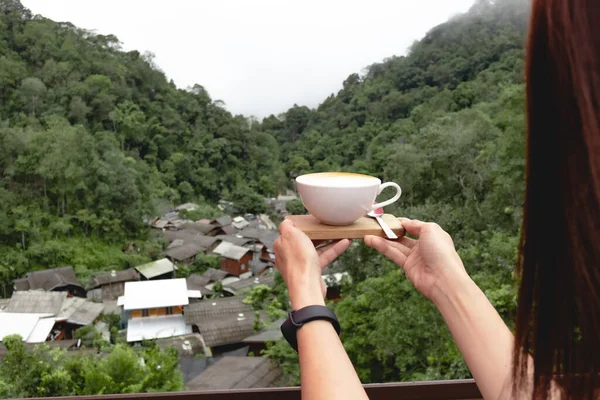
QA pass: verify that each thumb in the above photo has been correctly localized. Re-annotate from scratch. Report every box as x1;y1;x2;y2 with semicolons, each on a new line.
399;218;426;237
279;218;296;235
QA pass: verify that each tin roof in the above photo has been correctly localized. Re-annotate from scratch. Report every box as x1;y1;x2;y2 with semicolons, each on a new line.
126;314;192;342
121;278;189;310
213;242;250;261
186;356;282;390
134;258;176;279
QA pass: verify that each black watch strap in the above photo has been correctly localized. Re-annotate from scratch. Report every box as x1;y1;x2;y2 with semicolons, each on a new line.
280;305;341;352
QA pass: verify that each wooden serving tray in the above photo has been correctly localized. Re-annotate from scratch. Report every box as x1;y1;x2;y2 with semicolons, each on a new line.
285;214;405;240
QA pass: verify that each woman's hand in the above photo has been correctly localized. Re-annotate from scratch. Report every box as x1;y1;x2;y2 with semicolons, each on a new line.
274;219;351;309
365;218;469;302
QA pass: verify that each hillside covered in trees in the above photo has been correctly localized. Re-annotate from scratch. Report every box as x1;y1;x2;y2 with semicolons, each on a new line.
1;0;530;387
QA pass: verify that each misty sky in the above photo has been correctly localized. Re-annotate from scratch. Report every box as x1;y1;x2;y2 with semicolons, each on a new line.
21;0;475;118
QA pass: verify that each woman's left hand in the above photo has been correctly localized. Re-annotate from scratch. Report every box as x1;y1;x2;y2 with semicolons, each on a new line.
274;219;351;309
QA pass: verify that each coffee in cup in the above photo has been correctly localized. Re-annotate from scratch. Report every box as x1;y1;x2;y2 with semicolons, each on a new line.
295;172;402;226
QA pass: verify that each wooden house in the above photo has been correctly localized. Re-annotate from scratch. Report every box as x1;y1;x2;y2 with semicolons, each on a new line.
13;266;86;298
88;268;139;301
118;278;201;342
212;242;253;276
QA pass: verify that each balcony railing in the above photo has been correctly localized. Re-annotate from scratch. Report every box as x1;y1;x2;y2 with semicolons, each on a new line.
26;379;482;400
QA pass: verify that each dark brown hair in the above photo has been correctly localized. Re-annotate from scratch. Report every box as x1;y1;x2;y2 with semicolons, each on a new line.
514;0;600;398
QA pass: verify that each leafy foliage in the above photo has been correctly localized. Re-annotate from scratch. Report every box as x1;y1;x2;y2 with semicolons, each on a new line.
0;335;182;398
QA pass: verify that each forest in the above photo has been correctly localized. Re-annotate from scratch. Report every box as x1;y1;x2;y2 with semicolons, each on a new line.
0;0;530;392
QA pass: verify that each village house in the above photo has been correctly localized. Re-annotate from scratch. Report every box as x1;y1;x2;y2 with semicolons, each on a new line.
183;297;261;356
212;241;253;277
231;216;250;230
118;278;201;342
212;215;232;227
0;291;104;343
222;273;275;296
249;260;272;276
164;235;220;265
87;268;139;301
186;356;282;391
13;266;86;298
179;221;223;236
135;258;177;281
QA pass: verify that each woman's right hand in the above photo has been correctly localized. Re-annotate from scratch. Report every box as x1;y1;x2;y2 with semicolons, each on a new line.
364;218;469;302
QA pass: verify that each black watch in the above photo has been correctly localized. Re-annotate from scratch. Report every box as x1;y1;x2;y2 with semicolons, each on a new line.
280;305;341;352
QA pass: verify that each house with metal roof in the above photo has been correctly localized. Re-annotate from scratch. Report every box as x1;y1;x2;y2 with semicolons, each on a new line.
183;297;266;354
1;291;105;342
134;258;177;280
118;278;201;342
87;268;139;301
13;266;86;297
223;272;275;295
212;242;252;277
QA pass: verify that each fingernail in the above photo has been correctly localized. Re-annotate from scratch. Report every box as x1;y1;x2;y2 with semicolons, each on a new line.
399;217;411;222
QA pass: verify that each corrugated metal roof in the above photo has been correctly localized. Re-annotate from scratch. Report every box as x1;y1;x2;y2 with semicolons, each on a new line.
67;301;104;326
0;298;10;311
239;227;265;240
179;222;217;234
122;278;189;310
126;315;192;342
187;356;282;390
59;297;87;319
27;318;56;343
213;242;250;261
215;215;233;226
224;273;275;293
184;297;252;322
220;225;238;235
194;312;261;347
258;214;277;230
214;235;253;247
14;266;83;292
0;313;55;343
90;268;139;288
201;268;229;282
232;219;250;230
164;242;205;261
135;258;176;279
153;219;169;229
5;291;67;315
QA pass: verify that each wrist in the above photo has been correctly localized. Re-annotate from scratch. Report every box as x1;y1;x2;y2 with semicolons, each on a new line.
430;267;475;311
289;285;325;310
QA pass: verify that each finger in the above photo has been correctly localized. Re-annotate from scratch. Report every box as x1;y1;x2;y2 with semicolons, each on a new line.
364;235;408;266
313;240;332;249
319;239;351;267
278;219;296;235
399;218;427;237
398;236;417;249
316;240;339;255
384;239;412;256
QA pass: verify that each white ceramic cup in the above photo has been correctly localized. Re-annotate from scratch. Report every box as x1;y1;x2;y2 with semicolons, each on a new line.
295;172;402;226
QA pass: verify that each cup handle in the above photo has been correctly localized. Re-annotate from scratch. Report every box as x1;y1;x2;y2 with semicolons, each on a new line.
372;182;402;210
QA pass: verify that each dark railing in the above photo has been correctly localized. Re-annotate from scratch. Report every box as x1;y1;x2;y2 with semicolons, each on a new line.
26;379;482;400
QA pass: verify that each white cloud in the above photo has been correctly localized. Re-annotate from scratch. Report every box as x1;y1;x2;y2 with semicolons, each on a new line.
21;0;475;118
